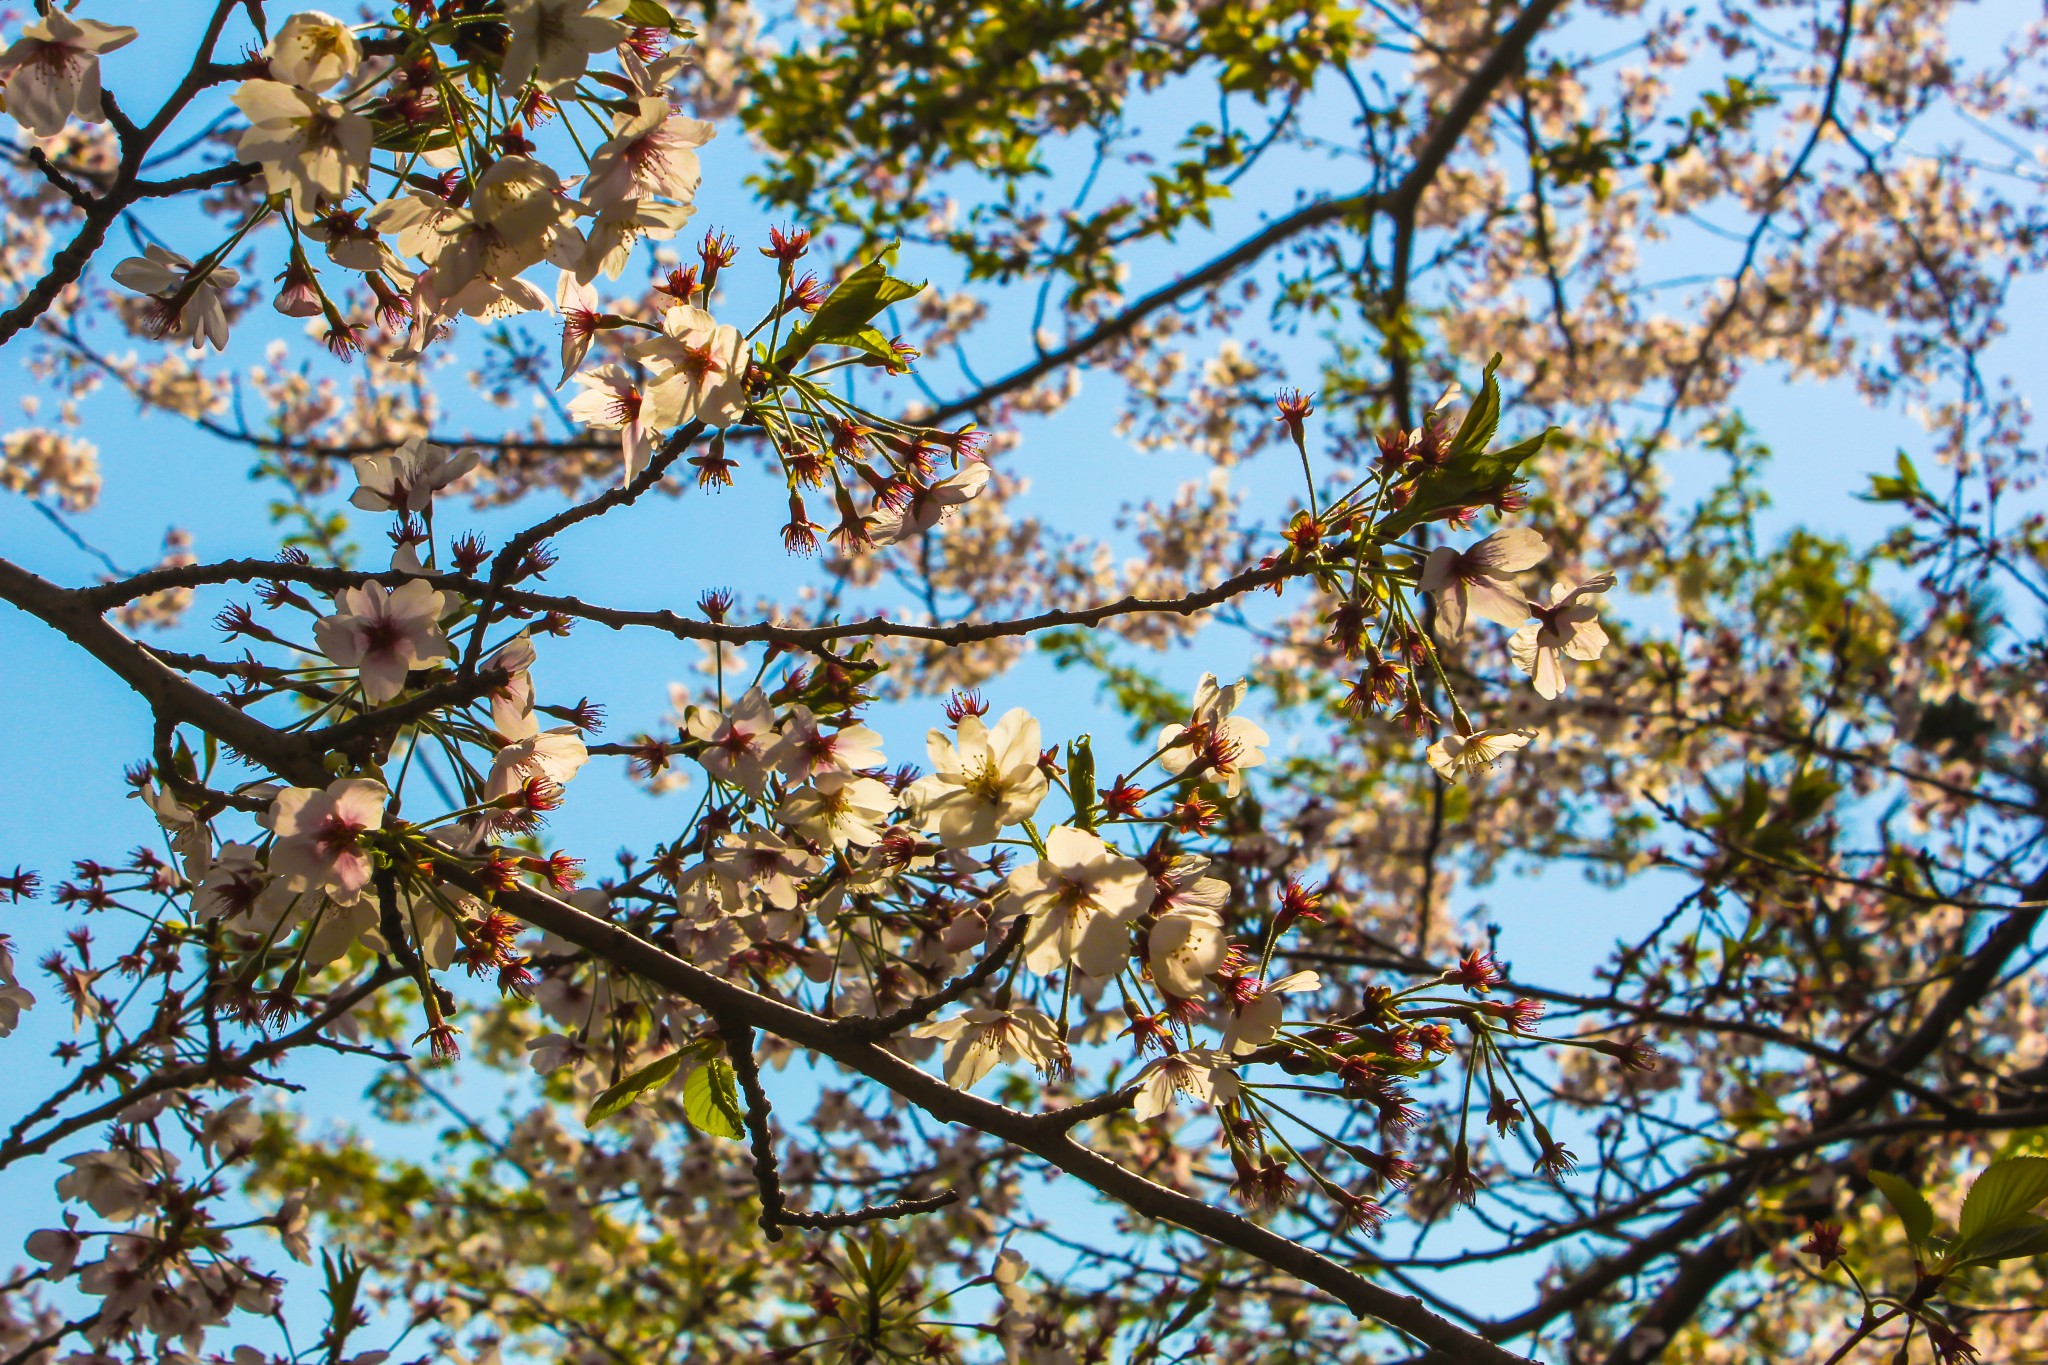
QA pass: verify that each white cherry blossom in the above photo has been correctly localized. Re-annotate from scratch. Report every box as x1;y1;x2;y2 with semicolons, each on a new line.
776;771;896;849
501;0;627;92
1425;727;1536;783
1148;907;1228;998
909;707;1047;847
567;363;670;482
687;686;779;796
1005;825;1155;977
0;11;136;138
111;246;239;352
630;304;748;429
1417;526;1548;640
1156;673;1269;797
1132;1047;1238;1120
349;435;478;514
265;11;360;92
872;462;991;544
1509;573;1615;699
231;79;372;213
583;95;714;209
1221;970;1321;1054
913;1007;1066;1090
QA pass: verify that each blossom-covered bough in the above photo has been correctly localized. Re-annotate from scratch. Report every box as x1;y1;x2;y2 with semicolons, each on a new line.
0;1;2045;1363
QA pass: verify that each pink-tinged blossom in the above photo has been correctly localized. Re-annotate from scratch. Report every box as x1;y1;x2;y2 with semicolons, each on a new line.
630;304;747;430
566;364;668;483
583;94;715;209
487;634;540;741
871;462;990;544
349;435;478;514
265;11;360;92
908;707;1047;847
556;271;603;383
0;11;136;138
1005;825;1155;978
263;778;388;903
1425;727;1535;783
1417;526;1549;640
913;1007;1066;1090
110;246;239;352
1133;1047;1238;1120
767;705;885;780
1509;573;1615;699
686;686;778;796
55;1150;158;1220
1156;673;1269;797
312;579;453;705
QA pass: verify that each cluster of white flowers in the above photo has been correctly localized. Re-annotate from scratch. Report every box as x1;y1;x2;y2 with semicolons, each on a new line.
1417;526;1613;779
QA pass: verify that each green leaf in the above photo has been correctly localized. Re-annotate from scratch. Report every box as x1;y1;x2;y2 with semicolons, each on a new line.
621;0;683;31
1959;1156;2048;1242
683;1055;745;1139
1375;426;1553;541
1447;354;1504;462
1954;1213;2048;1266
1067;735;1099;831
1868;1170;1935;1245
1860;451;1927;505
584;1047;695;1127
773;246;925;369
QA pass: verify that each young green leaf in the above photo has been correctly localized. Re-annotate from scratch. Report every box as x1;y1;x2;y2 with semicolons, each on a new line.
772;245;925;370
1958;1155;2048;1243
1867;1170;1936;1246
1952;1213;2048;1267
683;1054;746;1139
583;1045;699;1127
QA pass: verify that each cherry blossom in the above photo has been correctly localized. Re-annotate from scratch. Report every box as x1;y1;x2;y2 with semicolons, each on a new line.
484;728;591;803
349;435;479;514
1156;673;1269;797
686;686;779;796
263;778;388;902
631;305;748;430
312;580;454;705
910;707;1048;847
501;0;628;93
0;11;136;138
1417;527;1548;640
583;95;715;210
914;1007;1067;1090
556;271;603;382
1148;906;1228;998
776;771;897;848
1132;1047;1239;1120
1005;825;1156;977
1425;727;1536;783
55;1151;158;1220
567;364;669;482
230;79;372;213
265;11;360;93
871;462;992;544
1221;971;1321;1054
767;706;886;781
1509;573;1615;699
110;246;239;352
487;634;541;741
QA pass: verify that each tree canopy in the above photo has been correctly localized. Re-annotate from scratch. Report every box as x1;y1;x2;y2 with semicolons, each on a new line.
0;1;2045;1363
